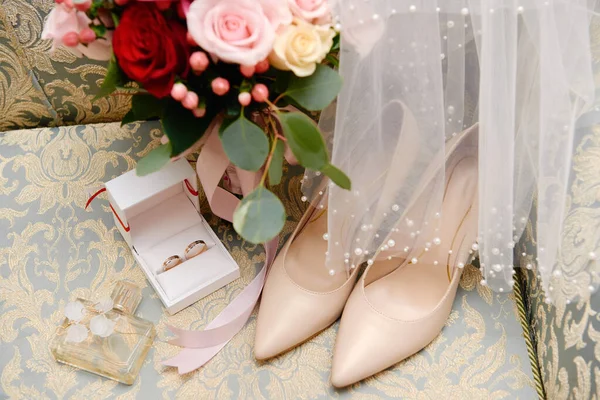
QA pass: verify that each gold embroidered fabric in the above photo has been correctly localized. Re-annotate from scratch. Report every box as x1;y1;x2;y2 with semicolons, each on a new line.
0;6;55;131
0;121;537;399
517;119;600;399
0;0;129;132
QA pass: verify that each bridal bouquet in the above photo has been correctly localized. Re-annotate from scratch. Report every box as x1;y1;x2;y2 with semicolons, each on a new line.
43;0;348;243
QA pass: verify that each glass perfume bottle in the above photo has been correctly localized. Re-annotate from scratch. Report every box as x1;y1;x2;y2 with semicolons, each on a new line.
50;281;156;385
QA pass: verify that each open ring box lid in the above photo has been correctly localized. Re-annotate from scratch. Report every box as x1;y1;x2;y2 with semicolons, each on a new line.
105;158;240;314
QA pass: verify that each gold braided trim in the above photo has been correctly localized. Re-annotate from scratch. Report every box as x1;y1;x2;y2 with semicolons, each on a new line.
513;269;546;400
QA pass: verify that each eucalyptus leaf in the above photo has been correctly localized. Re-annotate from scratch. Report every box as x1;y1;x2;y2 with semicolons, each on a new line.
233;186;286;244
285;65;342;111
321;163;351;190
220;115;269;171
268;140;285;186
279;112;328;170
136;143;172;176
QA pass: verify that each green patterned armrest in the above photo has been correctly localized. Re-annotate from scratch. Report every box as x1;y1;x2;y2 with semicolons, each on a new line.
0;9;55;131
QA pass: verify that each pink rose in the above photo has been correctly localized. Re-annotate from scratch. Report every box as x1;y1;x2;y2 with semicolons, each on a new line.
288;0;331;24
42;4;90;50
257;0;293;30
187;0;292;66
42;4;111;60
77;34;112;61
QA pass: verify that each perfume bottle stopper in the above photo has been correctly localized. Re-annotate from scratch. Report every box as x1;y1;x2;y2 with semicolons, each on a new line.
111;281;142;314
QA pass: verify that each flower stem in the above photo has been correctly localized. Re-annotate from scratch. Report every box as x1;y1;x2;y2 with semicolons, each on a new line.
272;93;286;105
266;99;280;113
260;116;280;187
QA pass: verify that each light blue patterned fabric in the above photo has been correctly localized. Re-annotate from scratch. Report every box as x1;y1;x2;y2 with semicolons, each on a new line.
0;121;537;399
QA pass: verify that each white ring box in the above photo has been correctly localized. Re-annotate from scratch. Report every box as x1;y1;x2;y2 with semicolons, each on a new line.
105;159;240;314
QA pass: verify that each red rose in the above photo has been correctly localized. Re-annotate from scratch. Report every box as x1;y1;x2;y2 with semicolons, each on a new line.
113;3;189;98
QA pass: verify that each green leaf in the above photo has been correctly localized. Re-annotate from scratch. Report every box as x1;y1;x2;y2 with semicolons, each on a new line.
121;95;165;126
233;186;286;244
111;12;120;27
136;143;172;176
161;100;215;157
219;117;235;134
321;163;351;190
90;24;106;38
220;115;269;171
332;34;340;51
268;140;285;186
132;95;165;120
279;112;328;170
273;69;292;95
225;103;241;118
121;109;136;126
285;64;342;111
278;112;351;190
325;54;339;68
93;58;123;101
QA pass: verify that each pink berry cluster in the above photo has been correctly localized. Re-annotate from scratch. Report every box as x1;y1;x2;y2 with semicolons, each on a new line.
55;0;174;49
54;0;96;47
170;35;271;118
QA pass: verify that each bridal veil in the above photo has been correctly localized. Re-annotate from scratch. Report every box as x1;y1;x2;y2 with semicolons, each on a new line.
303;0;600;303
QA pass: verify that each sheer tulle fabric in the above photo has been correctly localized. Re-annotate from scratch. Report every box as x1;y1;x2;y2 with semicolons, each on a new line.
302;0;600;302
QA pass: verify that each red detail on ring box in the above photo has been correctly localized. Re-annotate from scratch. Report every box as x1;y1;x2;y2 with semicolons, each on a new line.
85;187;106;209
101;159;239;315
86;187;131;232
184;179;199;196
110;204;131;232
86;177;199;234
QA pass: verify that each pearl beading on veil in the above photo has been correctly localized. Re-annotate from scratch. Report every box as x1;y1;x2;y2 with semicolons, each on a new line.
300;0;600;304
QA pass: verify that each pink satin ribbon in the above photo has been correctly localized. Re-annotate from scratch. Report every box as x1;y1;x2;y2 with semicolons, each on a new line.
162;116;296;374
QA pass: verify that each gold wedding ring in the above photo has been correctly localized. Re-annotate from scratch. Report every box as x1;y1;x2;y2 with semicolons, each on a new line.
160;241;209;274
184;240;208;260
162;255;183;272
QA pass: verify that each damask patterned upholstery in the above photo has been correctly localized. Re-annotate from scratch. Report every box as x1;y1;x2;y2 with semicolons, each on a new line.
514;117;600;399
0;6;55;131
0;0;129;131
0;122;538;399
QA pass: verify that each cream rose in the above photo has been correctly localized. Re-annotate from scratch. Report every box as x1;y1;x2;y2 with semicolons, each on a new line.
269;19;335;77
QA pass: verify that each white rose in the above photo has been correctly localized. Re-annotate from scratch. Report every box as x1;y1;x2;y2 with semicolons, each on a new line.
269;19;335;77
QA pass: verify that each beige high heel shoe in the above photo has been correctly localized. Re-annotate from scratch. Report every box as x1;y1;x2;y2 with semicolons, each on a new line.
254;204;360;360
330;127;479;387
